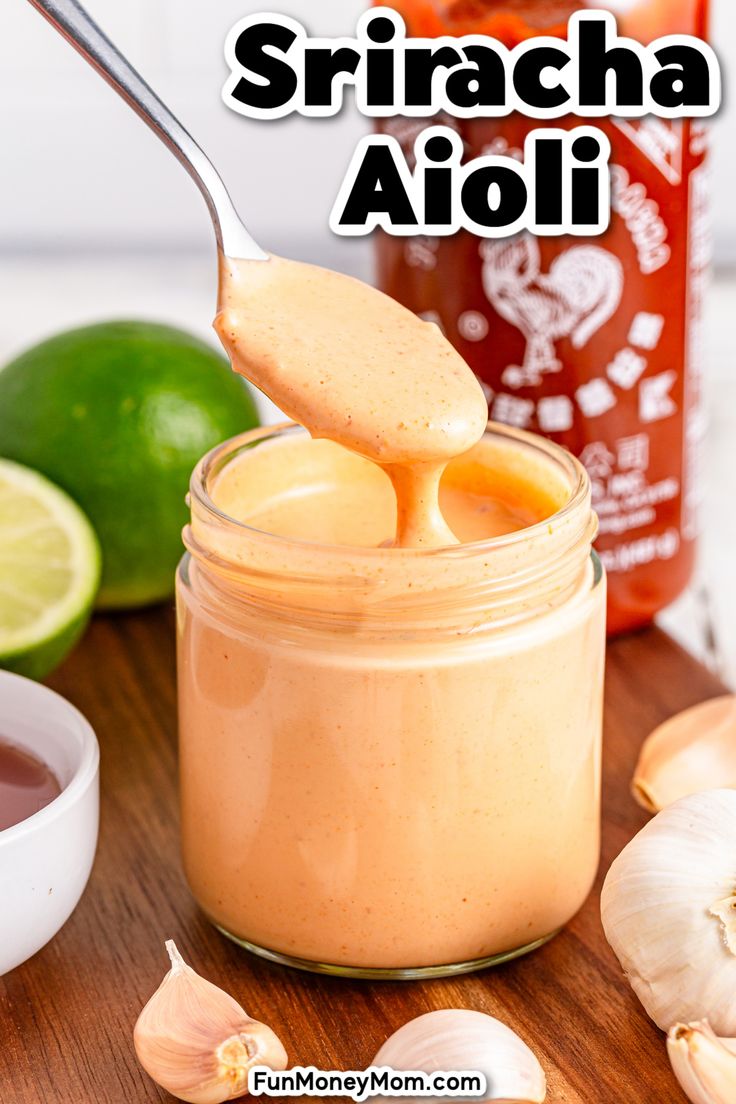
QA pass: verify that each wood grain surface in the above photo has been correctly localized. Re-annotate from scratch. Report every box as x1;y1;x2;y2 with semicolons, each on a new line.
0;608;726;1103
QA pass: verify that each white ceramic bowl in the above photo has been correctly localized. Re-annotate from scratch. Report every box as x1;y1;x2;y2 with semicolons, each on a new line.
0;671;99;976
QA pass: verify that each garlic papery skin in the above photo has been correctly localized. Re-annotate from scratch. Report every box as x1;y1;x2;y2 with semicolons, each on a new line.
667;1022;736;1104
601;789;736;1036
371;1009;546;1103
633;695;736;813
133;941;288;1104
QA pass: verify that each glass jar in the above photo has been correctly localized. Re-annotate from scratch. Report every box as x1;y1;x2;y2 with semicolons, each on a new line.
176;422;606;979
377;0;711;635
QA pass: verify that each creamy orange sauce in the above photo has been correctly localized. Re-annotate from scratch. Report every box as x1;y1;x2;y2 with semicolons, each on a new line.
176;253;605;972
216;254;489;548
179;426;605;970
211;434;556;547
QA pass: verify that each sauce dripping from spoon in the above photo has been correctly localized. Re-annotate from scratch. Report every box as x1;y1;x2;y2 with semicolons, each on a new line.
216;254;488;549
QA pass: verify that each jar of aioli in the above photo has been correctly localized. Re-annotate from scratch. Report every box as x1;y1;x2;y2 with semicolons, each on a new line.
176;421;605;977
376;0;711;635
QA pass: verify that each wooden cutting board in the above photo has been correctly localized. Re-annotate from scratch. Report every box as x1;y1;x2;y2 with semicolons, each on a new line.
0;608;724;1104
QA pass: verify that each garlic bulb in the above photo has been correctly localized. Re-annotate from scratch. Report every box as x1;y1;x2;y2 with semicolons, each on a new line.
633;695;736;813
133;941;288;1104
668;1022;736;1104
372;1009;546;1103
601;790;736;1036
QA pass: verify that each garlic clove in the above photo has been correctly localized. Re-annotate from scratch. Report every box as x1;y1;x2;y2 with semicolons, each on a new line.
667;1022;736;1104
371;1009;546;1103
632;695;736;814
133;941;288;1104
601;789;736;1037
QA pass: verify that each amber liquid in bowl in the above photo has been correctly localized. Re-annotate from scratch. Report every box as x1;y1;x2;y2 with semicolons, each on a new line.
0;739;61;831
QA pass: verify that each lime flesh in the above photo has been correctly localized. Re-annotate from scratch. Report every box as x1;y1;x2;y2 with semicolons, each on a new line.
0;459;101;680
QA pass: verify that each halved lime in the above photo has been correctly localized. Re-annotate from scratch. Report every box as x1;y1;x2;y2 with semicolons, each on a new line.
0;459;101;680
0;322;260;609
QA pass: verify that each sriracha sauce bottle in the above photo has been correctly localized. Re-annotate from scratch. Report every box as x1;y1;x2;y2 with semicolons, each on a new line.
376;0;711;635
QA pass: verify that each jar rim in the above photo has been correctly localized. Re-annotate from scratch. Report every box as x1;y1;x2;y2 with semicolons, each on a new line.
189;419;590;563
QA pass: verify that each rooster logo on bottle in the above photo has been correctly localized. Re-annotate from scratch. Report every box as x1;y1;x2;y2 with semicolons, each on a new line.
481;236;625;390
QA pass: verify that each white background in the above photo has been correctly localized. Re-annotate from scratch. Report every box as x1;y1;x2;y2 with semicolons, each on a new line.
1;0;734;262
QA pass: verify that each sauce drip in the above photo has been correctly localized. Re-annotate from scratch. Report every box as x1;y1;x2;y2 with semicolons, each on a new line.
0;739;61;832
210;434;557;548
216;254;489;549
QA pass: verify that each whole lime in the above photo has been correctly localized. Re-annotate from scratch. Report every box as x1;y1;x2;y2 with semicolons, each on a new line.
0;321;259;609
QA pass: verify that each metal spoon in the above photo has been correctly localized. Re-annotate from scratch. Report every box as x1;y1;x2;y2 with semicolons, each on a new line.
26;0;268;262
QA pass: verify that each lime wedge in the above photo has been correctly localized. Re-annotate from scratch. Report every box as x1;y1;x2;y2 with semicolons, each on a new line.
0;459;101;680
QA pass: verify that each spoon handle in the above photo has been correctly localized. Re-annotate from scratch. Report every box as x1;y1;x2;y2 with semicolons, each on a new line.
27;0;267;261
